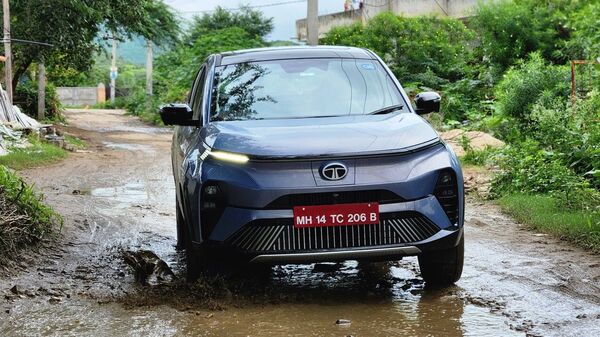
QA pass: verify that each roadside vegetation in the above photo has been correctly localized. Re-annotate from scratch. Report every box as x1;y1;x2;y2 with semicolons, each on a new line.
0;136;68;170
0;165;62;261
320;0;599;251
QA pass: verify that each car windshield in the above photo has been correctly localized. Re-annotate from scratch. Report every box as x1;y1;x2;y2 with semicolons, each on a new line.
210;58;406;121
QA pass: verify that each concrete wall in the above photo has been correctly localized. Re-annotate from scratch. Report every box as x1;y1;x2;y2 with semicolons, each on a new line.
296;9;363;41
56;84;105;107
296;0;482;42
363;0;478;18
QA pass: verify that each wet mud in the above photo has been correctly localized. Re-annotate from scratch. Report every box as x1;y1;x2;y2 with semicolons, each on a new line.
1;109;599;336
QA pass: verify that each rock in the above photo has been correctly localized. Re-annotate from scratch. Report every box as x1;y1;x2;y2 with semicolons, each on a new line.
440;129;505;157
335;319;352;326
48;296;62;304
122;250;175;286
10;285;22;295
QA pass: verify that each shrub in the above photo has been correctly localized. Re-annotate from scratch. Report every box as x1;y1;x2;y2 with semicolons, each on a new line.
490;139;599;210
0;165;62;257
322;12;479;122
472;0;558;71
494;53;570;125
14;80;63;120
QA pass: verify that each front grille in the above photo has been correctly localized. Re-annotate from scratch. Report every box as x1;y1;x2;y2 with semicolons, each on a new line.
265;190;404;209
227;212;439;253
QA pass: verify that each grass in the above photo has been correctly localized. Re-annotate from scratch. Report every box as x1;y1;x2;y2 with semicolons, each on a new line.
0;136;68;170
459;146;497;166
498;194;600;253
64;134;87;150
0;165;62;259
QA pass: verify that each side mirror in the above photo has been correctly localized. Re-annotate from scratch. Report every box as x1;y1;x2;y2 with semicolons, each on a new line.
159;103;198;126
414;91;441;115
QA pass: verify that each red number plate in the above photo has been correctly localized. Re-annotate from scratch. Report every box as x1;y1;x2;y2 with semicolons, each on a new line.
293;202;380;228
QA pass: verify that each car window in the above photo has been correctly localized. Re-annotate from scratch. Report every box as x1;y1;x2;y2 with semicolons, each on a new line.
210;58;406;121
191;67;207;121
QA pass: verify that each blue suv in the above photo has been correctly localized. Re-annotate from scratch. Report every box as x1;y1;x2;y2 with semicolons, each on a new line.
161;46;464;285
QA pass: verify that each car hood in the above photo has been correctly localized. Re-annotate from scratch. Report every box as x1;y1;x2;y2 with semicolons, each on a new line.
201;113;440;159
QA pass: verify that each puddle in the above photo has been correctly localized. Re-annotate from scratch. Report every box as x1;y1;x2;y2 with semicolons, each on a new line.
91;183;149;204
102;142;155;153
97;126;171;135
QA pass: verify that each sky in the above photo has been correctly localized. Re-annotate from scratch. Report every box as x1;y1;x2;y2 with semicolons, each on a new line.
163;0;347;41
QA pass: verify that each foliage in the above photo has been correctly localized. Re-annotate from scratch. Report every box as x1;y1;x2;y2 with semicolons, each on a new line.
0;165;62;258
188;6;273;41
494;53;570;126
155;27;264;103
14;80;63;120
322;13;475;86
6;0;179;95
472;0;559;72
64;134;87;150
121;88;163;125
551;1;600;61
0;135;68;170
460;146;498;167
322;13;480;122
499;194;600;253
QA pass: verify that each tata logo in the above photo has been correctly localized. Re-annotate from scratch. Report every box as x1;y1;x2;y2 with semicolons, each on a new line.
320;163;348;181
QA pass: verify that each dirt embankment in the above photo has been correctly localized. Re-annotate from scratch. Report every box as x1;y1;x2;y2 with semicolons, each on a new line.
0;109;599;337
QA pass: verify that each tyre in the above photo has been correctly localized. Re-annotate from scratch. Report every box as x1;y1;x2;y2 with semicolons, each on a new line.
185;238;204;282
418;235;464;286
175;197;187;250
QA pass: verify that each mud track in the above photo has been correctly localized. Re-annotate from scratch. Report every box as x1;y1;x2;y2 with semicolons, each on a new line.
1;109;599;336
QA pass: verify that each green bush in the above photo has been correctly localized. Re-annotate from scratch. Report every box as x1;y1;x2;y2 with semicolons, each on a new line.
322;13;475;86
322;12;479;122
494;53;570;125
14;80;63;120
0;165;62;257
155;27;265;104
491;139;599;210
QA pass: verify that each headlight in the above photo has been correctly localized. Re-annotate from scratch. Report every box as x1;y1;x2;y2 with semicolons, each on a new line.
207;150;249;164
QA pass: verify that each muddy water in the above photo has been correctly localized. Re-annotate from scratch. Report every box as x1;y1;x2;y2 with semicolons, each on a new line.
1;109;599;337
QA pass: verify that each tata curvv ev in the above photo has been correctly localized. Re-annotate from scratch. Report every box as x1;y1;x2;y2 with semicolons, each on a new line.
161;46;464;285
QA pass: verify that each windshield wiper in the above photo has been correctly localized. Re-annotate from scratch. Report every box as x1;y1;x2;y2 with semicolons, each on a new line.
367;104;404;115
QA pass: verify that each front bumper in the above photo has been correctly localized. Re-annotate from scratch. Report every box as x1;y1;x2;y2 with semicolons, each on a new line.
182;143;464;264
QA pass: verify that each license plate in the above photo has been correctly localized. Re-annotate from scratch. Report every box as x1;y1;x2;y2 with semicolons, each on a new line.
293;202;380;228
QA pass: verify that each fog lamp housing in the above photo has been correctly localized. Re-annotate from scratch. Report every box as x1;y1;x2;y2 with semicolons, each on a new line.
434;169;459;226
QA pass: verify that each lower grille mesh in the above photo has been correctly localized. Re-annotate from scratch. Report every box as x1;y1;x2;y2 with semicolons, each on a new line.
228;212;440;253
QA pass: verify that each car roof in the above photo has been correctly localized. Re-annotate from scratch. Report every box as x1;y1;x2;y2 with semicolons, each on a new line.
217;46;376;66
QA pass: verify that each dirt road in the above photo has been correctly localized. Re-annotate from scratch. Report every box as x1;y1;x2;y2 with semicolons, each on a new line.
1;109;599;337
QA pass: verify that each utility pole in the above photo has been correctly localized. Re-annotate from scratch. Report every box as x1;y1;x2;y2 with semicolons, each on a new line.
110;38;117;104
37;63;45;120
2;0;13;103
307;0;318;46
145;40;153;111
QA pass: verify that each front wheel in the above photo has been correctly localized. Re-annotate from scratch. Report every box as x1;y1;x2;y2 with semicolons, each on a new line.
418;235;464;286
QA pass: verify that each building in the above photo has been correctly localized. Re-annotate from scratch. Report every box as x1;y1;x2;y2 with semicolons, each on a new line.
296;0;484;41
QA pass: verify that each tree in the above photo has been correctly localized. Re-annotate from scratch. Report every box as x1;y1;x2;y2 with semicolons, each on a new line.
1;0;179;92
187;6;273;41
155;27;264;102
154;6;274;102
322;12;475;86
